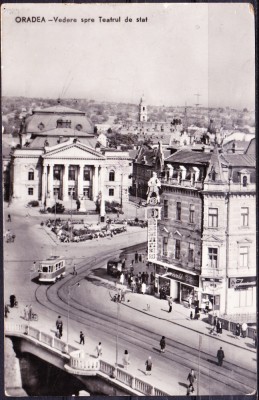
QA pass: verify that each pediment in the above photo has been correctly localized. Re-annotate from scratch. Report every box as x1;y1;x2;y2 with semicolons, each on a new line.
43;143;105;160
202;234;223;243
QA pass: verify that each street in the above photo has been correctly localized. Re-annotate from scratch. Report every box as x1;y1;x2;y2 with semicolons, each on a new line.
4;204;257;395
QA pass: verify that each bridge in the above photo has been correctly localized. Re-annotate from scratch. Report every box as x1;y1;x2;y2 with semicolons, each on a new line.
5;322;168;396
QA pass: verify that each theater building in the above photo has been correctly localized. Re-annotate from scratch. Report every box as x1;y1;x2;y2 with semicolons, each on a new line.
10;104;131;206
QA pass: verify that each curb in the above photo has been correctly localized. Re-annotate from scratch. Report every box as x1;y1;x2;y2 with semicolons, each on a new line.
121;302;256;354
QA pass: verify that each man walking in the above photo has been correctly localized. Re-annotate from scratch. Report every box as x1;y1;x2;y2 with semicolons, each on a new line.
160;336;166;353
168;297;173;313
56;316;63;338
96;342;102;358
187;369;197;393
217;347;225;366
79;331;85;345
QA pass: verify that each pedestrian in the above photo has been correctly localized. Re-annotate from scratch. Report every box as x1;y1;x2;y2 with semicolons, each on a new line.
123;350;130;370
139;254;142;262
135;251;138;263
216;319;221;335
33;261;36;271
28;304;33;321
187;369;197;392
7;214;11;222
141;282;146;295
79;331;85;345
235;323;241;339
117;288;122;302
145;356;152;375
188;295;192;308
217;347;225;366
4;304;10;318
24;305;29;321
253;331;257;348
120;273;125;286
168;297;173;313
160;336;166;353
96;342;102;358
73;265;77;276
10;294;16;308
210;315;217;334
190;311;193;320
241;322;248;338
56;316;63;337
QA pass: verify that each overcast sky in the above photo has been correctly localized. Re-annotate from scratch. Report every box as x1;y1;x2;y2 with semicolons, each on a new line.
2;3;255;109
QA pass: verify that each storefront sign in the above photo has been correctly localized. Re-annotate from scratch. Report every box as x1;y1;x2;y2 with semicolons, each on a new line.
164;269;199;287
202;280;223;293
229;276;256;290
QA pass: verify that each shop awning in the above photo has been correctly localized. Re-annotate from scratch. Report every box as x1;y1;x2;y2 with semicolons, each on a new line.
151;259;199;276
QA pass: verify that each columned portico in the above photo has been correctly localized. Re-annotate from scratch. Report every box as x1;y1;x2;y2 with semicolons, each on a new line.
92;165;99;200
47;164;54;201
63;164;69;201
77;164;84;199
41;165;46;204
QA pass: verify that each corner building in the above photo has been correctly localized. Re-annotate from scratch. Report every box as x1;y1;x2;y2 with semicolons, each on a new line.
154;144;256;316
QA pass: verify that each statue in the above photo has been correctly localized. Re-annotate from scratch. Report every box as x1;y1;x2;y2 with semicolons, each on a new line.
147;172;161;204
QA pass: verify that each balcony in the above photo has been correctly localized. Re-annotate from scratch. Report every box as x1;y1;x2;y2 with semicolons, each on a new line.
161;178;203;190
201;267;224;278
157;253;201;273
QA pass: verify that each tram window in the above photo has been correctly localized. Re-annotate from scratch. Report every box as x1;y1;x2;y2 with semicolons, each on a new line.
42;266;48;272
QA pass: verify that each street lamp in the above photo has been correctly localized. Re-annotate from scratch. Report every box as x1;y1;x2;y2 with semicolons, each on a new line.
67;282;80;352
115;300;120;366
54;193;58;225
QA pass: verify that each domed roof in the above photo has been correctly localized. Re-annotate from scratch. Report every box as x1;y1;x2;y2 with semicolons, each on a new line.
24;105;93;135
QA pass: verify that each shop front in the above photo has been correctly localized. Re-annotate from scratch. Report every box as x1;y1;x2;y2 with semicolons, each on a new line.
201;278;224;313
227;276;256;315
153;261;200;305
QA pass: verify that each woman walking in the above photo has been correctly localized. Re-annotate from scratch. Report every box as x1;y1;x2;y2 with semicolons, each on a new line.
145;356;152;375
123;350;130;370
160;336;166;353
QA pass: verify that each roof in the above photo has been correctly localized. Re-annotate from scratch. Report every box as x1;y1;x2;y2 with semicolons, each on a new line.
33;105;85;114
220;154;256;167
223;140;250;153
31;127;95;137
165;149;212;165
24;106;93;134
128;149;138;159
27;136;98;149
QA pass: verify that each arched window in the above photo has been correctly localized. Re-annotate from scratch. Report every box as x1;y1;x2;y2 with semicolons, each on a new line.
28;169;34;181
243;176;247;187
109;170;115;181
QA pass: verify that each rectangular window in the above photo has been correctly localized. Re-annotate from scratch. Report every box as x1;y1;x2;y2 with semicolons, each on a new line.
28;171;34;180
241;207;249;227
164;200;168;218
28;188;34;195
68;167;76;180
208;208;218;227
176;202;181;221
189;204;195;223
237;288;253;307
239;246;248;267
208;247;218;268
163;237;168;256
84;169;90;181
188;243;195;262
175;240;181;259
109;188;114;197
53;168;61;180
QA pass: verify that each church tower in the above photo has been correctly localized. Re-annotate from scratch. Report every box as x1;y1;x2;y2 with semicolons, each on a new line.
139;95;147;122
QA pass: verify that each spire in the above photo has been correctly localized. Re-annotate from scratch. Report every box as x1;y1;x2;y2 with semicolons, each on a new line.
204;145;225;183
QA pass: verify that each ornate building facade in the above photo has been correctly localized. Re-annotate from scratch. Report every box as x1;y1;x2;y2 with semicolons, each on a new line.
10;104;132;206
153;144;256;316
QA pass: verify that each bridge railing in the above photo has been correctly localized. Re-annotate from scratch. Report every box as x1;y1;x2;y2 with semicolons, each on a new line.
5;323;169;396
69;351;100;371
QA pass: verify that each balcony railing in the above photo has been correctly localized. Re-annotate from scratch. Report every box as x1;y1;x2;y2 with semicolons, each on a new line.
201;267;224;277
161;178;203;190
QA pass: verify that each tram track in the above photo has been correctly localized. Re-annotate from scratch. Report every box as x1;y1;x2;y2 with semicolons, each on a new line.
33;252;256;395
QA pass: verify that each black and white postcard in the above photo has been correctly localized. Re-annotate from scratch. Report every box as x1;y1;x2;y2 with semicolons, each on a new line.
2;3;256;397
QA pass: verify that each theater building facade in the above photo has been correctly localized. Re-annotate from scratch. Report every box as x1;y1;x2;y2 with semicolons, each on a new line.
10;105;131;206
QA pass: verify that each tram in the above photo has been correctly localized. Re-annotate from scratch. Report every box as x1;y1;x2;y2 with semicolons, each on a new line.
38;256;66;283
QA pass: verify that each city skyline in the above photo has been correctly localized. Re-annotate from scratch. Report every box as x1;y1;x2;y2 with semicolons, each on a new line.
2;3;255;110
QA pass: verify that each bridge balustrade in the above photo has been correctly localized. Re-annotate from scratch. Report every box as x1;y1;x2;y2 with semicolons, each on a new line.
99;360;114;376
41;331;53;347
135;377;154;395
69;350;99;371
116;368;133;386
